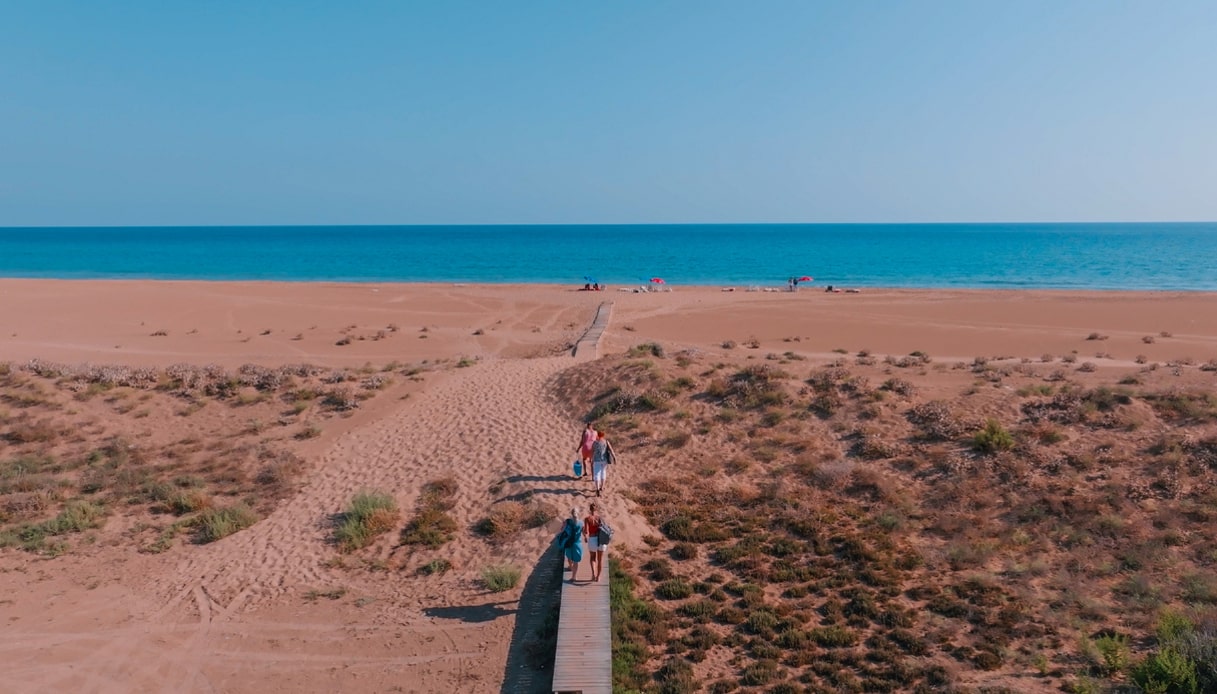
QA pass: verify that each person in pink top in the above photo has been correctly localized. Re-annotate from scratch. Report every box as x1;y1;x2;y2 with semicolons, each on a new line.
576;422;597;478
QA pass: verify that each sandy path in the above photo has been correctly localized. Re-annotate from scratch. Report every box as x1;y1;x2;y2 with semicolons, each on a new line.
1;348;655;694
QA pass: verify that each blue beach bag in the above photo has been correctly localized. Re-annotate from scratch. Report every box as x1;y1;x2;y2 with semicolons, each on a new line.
573;460;583;477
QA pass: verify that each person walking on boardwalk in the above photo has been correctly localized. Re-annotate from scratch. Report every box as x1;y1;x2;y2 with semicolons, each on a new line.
576;422;597;478
558;507;584;582
583;502;607;582
590;430;616;497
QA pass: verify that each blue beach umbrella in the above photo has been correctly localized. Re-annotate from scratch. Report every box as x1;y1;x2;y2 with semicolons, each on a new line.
584;275;598;284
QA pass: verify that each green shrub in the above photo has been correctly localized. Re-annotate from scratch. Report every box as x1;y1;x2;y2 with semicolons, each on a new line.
655;579;693;600
1131;647;1198;694
481;564;521;592
740;659;779;686
46;500;106;534
1094;633;1131;675
400;507;457;547
418;558;453;576
653;657;695;694
334;491;399;552
973;418;1015;453
809;625;858;648
678;599;717;621
194;504;258;543
1157;611;1195;643
166;489;212;515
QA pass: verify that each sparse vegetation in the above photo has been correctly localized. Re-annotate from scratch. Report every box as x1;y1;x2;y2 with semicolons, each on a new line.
400;477;459;548
194;504;258;543
418;558;453;576
474;499;551;538
0;359;391;555
549;344;1217;692
480;563;521;592
629;342;665;358
334;491;399;552
972;418;1015;452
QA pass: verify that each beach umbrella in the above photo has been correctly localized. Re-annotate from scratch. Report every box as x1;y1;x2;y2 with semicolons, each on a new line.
797;276;813;282
584;275;598;284
649;277;665;284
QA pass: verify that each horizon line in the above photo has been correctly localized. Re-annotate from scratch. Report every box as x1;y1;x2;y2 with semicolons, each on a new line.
3;220;1217;230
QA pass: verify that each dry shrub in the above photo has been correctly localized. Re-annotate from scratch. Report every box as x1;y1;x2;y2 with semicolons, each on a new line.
662;431;693;448
322;387;359;411
420;477;459;509
846;468;893;501
166;489;213;515
852;433;905;460
363;507;398;535
0;491;56;522
708;365;789;409
880;378;915;396
808;459;854;490
3;417;60;444
254;451;306;493
475;500;551;538
906;401;968;440
400;478;459;548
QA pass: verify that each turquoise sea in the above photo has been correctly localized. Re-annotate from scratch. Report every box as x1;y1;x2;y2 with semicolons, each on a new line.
1;224;1215;290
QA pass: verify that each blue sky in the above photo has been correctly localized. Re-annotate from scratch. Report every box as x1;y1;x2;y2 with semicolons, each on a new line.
2;1;1215;225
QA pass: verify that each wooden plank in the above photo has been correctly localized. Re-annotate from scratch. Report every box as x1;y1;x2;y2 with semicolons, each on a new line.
572;302;613;358
551;563;612;694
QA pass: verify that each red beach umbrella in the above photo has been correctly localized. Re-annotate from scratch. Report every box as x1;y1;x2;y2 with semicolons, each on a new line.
797;276;813;282
649;277;665;284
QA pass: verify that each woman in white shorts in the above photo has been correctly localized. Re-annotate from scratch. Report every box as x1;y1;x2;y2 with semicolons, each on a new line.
583;502;605;582
589;430;615;497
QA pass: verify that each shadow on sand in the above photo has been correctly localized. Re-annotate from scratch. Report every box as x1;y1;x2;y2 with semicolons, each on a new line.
505;473;575;484
497;486;588;504
423;601;517;623
500;541;564;694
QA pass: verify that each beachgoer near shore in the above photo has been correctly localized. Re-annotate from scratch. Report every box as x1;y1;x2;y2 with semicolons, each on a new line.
590;431;615;497
558;508;584;581
583;502;606;582
577;422;597;477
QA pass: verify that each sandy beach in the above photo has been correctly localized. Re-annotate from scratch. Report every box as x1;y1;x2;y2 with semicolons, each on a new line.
2;279;1217;693
6;279;1217;368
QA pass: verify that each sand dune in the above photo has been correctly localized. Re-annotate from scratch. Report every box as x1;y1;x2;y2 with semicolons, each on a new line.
2;280;1217;693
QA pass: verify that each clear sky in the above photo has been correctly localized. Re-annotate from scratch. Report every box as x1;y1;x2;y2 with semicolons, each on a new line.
2;1;1215;225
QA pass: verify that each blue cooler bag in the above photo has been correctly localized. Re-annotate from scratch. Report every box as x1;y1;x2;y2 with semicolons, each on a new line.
573;461;583;477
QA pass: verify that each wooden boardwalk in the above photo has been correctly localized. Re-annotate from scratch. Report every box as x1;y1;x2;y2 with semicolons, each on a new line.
572;301;612;359
551;567;612;694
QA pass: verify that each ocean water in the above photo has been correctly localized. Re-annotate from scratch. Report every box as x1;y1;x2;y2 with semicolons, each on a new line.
0;223;1215;290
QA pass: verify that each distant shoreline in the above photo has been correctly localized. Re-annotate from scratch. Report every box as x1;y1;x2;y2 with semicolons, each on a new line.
3;276;1217;294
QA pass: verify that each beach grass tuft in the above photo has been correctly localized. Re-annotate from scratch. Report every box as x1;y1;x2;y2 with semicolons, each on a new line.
334;491;399;552
480;564;521;592
400;478;459;548
194;504;258;543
